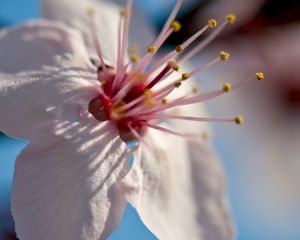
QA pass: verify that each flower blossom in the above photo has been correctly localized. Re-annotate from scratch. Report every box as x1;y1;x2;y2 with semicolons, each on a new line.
0;0;261;239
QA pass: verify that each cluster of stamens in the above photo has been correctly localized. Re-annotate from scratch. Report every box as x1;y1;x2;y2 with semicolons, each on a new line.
87;0;264;142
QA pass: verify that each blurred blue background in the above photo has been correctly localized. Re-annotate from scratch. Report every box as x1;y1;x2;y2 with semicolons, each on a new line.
1;0;300;240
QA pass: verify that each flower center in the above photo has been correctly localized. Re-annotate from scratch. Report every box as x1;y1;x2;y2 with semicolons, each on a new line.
88;69;152;142
86;1;262;143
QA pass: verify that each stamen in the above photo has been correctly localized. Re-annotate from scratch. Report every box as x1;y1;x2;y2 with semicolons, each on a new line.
145;65;172;89
235;115;244;124
130;54;140;63
144;89;156;106
148;45;157;54
174;80;182;88
111;72;147;103
176;45;184;53
142;73;264;114
168;60;180;71
223;82;232;92
171;20;182;32
220;51;230;61
256;72;264;80
227;14;236;24
121;0;133;63
182;72;190;80
127;0;183;76
143;114;239;124
87;7;108;76
161;98;168;104
146;22;210;76
87;3;257;144
159;0;184;38
208;18;217;28
114;93;145;112
112;1;133;92
153;79;183;100
143;122;201;138
154;85;177;101
179;16;236;63
112;17;125;92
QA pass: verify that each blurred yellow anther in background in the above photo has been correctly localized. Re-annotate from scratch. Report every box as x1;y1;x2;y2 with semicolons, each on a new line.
144;89;156;106
131;73;146;83
223;82;232;92
168;61;180;71
161;98;168;104
227;14;236;24
176;45;184;53
87;7;95;16
128;44;139;54
174;80;182;88
182;72;190;80
148;45;157;54
192;86;200;94
220;51;230;61
235;115;244;125
208;18;217;28
121;7;130;17
171;20;182;32
256;72;264;80
130;54;140;63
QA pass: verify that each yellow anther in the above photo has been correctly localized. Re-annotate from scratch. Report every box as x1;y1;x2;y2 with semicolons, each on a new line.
161;98;168;104
220;51;230;61
121;7;130;17
227;14;236;24
192;85;200;94
256;72;264;80
171;20;182;32
87;7;95;16
128;44;139;55
174;80;182;88
168;60;180;71
208;18;217;28
235;115;244;125
148;45;157;54
130;54;140;63
223;82;232;92
144;89;156;106
176;45;184;53
131;73;146;83
182;72;190;80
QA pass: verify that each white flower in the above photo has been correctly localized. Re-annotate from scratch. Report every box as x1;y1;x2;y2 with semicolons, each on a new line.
0;0;244;239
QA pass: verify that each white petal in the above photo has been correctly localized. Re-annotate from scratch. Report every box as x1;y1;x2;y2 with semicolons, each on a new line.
0;64;100;139
0;21;100;139
114;0;156;51
122;128;234;240
12;119;129;240
42;0;122;66
0;20;91;73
